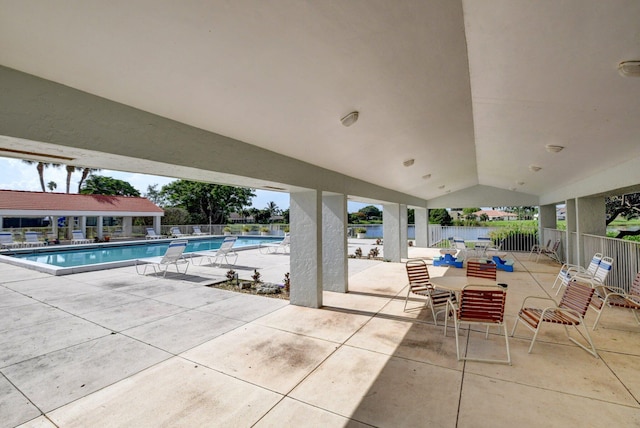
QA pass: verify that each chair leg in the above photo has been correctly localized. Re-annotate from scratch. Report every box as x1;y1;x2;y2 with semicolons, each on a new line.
503;323;512;365
454;317;461;361
527;324;543;353
564;323;599;358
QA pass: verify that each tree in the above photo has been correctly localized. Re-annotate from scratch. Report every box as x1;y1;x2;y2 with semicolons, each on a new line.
144;184;166;206
429;208;452;226
80;175;141;196
607;193;640;238
359;205;382;220
65;165;79;193
159;180;255;224
22;160;60;192
265;201;280;221
77;167;101;193
47;181;57;192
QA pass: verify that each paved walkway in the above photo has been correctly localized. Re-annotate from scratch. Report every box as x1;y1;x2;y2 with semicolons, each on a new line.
1;245;639;427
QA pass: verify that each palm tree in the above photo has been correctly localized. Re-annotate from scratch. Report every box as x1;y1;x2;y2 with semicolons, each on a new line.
65;165;79;193
77;167;101;193
47;181;57;192
266;201;279;217
22;160;60;192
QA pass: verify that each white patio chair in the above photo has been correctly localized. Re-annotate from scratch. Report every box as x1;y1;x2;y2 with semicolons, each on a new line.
258;234;290;254
135;240;190;277
145;228;163;239
191;236;238;266
23;231;45;247
71;230;92;244
0;232;21;249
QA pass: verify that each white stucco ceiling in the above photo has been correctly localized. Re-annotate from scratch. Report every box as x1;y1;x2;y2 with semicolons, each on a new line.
0;0;639;203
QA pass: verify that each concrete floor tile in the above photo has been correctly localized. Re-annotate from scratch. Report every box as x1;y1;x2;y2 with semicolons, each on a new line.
0;316;111;367
15;416;57;428
47;358;282;427
0;302;68;333
0;288;38;308
323;290;393;314
197;292;288;322
3;334;171;413
80;298;187;331
116;280;200;298
254;304;372;343
464;335;638;406
0;374;40;428
290;346;461;427
458;372;640;428
46;290;145;314
151;285;236;308
123;310;244;354
183;324;338;394
601;351;640;402
346;316;464;369
255;397;370;428
4;278;106;302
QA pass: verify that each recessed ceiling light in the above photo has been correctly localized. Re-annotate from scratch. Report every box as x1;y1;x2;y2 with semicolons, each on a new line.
340;111;359;127
403;159;415;167
619;61;640;77
422;174;431;180
545;144;564;153
529;165;542;172
438;185;445;189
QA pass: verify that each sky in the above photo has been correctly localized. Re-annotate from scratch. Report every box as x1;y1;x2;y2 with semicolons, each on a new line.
0;157;369;212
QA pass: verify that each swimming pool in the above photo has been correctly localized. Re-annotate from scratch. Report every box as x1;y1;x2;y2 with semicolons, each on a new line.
0;236;282;275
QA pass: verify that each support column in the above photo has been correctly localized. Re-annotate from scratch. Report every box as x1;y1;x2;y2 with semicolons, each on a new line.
290;190;323;308
414;208;428;247
566;199;577;265
400;204;408;259
383;203;402;262
322;193;348;293
576;196;606;266
538;204;556;242
96;216;103;239
122;216;133;237
0;216;3;230
153;216;161;234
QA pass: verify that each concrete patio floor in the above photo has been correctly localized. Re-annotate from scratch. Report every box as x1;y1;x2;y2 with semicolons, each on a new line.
1;242;639;427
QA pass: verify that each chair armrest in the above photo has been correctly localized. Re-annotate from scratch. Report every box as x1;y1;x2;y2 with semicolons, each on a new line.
520;295;557;309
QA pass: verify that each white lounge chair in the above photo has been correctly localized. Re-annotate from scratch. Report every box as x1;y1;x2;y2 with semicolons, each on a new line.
192;236;238;266
145;228;163;239
192;226;207;236
0;232;21;249
23;231;45;247
71;230;92;244
135;239;190;277
258;234;290;254
170;227;188;238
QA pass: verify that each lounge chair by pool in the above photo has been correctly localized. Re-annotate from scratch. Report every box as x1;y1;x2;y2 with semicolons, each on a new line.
135;239;190;277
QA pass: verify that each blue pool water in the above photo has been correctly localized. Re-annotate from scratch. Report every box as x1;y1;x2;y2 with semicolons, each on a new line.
10;236;282;268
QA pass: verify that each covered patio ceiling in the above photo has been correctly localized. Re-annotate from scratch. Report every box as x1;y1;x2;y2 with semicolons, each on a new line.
0;1;639;207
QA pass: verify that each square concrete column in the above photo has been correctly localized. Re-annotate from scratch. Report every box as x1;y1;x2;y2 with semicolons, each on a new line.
576;196;606;266
414;208;428;247
153;216;161;234
383;203;402;262
290;190;323;308
322;193;348;293
122;216;133;236
538;204;556;244
566;199;577;265
400;204;408;259
96;216;103;239
80;216;87;235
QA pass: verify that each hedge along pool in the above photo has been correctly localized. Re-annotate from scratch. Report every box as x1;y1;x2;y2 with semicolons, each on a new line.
0;236;283;276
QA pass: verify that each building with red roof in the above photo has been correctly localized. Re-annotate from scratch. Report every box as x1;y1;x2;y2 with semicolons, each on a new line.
0;190;163;238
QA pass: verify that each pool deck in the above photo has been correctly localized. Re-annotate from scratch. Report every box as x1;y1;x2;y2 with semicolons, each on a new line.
1;242;639;427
